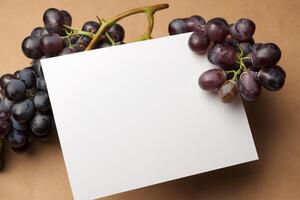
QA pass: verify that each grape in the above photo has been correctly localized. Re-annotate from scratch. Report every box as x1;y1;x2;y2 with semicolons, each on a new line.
188;28;210;54
5;79;26;101
63;35;78;47
11;117;29;132
59;47;76;56
32;59;44;77
0;111;11;137
40;33;64;55
36;77;48;92
168;18;188;35
0;97;15;112
198;68;227;91
94;41;112;49
251;43;281;68
11;99;35;123
258;66;285;91
239;42;252;56
239;71;261;101
32;91;50;112
30;113;51;136
207;17;229;26
0;74;15;89
5;129;28;150
75;36;91;49
43;8;64;34
206;20;228;43
273;65;286;78
82;21;100;33
17;69;36;89
21;36;44;59
183;15;206;31
234;18;255;42
0;88;4;100
218;80;238;103
61;10;72;26
207;43;238;70
40;27;50;37
31;27;43;37
107;24;125;42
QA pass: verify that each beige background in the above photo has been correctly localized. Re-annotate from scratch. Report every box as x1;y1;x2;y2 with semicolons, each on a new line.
0;0;299;199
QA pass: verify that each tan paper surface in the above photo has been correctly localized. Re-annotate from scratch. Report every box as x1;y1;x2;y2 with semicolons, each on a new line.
0;0;299;199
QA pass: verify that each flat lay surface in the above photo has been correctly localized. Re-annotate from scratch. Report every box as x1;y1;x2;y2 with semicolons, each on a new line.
0;0;299;199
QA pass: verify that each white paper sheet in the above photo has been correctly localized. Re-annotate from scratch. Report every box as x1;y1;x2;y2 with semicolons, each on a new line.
42;33;258;200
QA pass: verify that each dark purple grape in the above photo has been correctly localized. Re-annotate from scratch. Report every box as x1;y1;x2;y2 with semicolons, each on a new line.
225;32;239;48
188;28;210;54
30;113;51;136
0;97;15;112
239;71;261;101
61;10;72;26
273;65;286;78
218;80;238;103
14;71;20;79
32;59;43;77
239;42;252;56
59;47;76;56
206;20;228;43
0;74;15;89
207;17;229;26
5;79;26;101
234;18;256;42
183;15;206;32
107;24;125;42
251;43;281;68
5;129;28;149
31;27;43;37
36;77;47;92
33;91;50;112
94;41;112;49
168;18;188;35
17;69;36;89
82;21;100;33
0;111;11;137
11;99;35;123
75;36;91;49
207;43;238;70
258;66;285;91
43;8;64;34
0;88;4;101
40;33;64;55
40;27;50;37
21;36;44;59
11;116;29;132
198;68;227;91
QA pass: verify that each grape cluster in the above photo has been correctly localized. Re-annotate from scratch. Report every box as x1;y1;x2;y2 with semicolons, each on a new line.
169;16;286;103
0;8;126;153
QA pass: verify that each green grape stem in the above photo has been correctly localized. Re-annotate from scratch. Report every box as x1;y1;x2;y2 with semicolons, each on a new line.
225;46;248;81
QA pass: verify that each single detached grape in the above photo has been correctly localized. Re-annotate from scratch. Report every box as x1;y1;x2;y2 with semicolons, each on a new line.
11;116;29;132
258;66;285;91
33;91;50;112
107;23;125;42
0;74;15;89
251;43;281;68
5;79;26;101
43;8;64;34
207;43;238;70
11;99;35;123
218;80;238;103
183;15;206;32
31;27;43;37
82;21;100;33
61;10;72;26
0;111;11;137
198;68;227;91
5;129;28;150
40;33;64;55
36;76;47;92
239;71;261;101
188;28;210;54
17;69;36;89
22;36;44;59
30;113;51;136
168;18;188;35
206;20;228;43
234;18;256;42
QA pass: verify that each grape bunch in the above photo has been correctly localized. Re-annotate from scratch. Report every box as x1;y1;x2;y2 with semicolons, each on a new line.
0;8;126;154
169;16;286;103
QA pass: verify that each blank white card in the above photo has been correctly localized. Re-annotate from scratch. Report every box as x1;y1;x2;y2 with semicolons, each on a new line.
42;33;258;200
